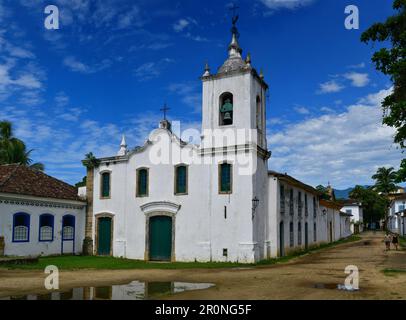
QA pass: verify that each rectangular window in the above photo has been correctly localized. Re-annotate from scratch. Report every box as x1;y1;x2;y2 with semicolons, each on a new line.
219;163;232;194
101;172;111;198
298;192;302;217
289;222;294;247
137;168;149;197
346;209;352;214
175;165;188;195
305;194;308;216
313;196;317;218
399;204;405;212
289;189;294;216
280;185;285;214
298;223;302;246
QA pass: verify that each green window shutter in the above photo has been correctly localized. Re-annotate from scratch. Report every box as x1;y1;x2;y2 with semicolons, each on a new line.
102;173;110;197
138;169;148;196
176;166;187;194
220;163;231;192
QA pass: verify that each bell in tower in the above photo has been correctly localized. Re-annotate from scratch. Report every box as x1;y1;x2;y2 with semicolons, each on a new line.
220;97;233;126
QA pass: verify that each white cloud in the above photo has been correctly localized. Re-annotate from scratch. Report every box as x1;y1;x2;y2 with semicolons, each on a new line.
347;62;365;69
294;106;310;115
344;72;370;87
173;19;190;32
63;56;90;73
318;80;344;94
168;82;201;113
134;58;174;81
268;87;401;188
63;56;111;74
260;0;315;10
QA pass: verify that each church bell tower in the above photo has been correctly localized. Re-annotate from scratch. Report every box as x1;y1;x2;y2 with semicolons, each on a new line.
200;13;269;153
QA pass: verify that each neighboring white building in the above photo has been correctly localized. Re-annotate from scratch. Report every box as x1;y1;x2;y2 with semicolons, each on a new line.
341;200;364;233
0;164;86;257
268;171;326;256
82;21;351;263
388;193;406;236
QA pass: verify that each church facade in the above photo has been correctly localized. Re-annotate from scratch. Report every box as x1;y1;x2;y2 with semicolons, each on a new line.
82;22;351;263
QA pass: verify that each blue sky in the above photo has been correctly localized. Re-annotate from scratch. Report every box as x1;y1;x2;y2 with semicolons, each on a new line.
0;0;403;189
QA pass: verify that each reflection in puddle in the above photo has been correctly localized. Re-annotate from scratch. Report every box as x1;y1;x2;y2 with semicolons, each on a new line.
0;281;214;300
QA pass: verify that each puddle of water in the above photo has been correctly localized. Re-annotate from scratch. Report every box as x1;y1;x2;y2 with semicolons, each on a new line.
0;281;214;300
313;283;339;290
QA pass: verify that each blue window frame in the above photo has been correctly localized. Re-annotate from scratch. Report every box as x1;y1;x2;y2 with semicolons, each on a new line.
62;215;75;241
12;212;30;243
39;214;54;242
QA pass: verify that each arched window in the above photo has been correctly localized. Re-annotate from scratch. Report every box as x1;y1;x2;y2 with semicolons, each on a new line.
219;162;232;194
39;214;54;242
289;222;294;247
100;172;111;198
62;215;75;241
298;222;302;246
175;165;188;195
219;92;233;126
137;168;149;197
13;212;30;242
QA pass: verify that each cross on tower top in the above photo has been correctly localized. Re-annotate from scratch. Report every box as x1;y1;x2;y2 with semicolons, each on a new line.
229;3;240;38
160;103;170;120
229;3;239;21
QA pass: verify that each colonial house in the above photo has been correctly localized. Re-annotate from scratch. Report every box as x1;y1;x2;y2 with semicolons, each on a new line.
388;192;406;236
0;164;86;257
81;20;352;263
268;171;325;256
341;200;364;233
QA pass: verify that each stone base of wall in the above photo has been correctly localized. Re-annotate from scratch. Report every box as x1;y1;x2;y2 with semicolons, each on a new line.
82;237;94;256
0;237;4;256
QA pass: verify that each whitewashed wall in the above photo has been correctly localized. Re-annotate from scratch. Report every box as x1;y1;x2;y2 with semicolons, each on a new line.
0;195;85;257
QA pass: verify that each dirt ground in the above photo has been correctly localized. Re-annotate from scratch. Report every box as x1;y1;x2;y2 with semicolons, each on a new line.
0;231;405;300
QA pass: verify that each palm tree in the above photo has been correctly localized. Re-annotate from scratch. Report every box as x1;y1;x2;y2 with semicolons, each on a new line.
372;167;398;230
372;167;398;196
0;121;44;171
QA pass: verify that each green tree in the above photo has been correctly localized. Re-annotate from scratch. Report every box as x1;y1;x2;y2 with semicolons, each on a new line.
396;159;406;182
372;167;398;196
0;121;44;171
349;186;388;226
361;0;406;150
82;152;100;169
316;185;331;200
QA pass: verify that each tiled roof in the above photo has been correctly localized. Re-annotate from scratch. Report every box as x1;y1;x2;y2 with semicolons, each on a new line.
0;164;84;202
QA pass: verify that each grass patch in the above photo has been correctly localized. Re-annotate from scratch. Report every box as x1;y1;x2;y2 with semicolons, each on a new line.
383;268;406;276
0;235;362;271
399;236;406;249
257;235;362;266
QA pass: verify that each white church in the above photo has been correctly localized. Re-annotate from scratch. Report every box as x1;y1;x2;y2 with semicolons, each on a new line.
80;19;352;263
0;19;352;262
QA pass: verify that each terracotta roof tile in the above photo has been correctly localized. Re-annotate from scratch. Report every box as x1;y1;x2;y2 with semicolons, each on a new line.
0;164;84;202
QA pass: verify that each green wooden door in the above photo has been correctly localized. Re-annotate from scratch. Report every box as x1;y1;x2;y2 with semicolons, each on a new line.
97;217;112;256
149;216;172;261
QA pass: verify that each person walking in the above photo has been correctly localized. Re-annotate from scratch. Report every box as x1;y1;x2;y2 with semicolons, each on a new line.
392;234;399;251
384;233;392;251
